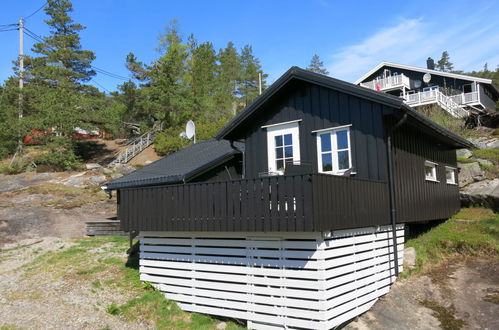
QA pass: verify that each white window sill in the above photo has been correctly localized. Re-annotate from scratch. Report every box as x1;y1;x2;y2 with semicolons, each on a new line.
425;178;439;183
446;182;458;185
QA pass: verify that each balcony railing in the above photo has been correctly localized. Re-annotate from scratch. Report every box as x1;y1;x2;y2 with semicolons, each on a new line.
404;90;469;118
360;74;411;91
449;92;479;105
118;174;390;233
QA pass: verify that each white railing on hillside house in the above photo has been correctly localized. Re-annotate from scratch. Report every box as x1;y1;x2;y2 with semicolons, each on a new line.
404;90;469;118
360;74;411;91
449;92;479;106
108;130;160;167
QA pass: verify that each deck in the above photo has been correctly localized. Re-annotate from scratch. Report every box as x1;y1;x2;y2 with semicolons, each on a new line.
118;173;390;232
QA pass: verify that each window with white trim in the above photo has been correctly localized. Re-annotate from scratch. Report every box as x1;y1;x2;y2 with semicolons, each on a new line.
445;166;456;184
316;126;352;174
265;122;300;174
425;161;438;181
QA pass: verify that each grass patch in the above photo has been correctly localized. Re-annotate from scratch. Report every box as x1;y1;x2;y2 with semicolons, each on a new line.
405;208;498;275
21;236;242;329
419;299;466;330
471;149;499;164
456;157;475;164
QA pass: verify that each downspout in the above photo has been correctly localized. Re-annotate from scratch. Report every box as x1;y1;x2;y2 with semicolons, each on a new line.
386;112;407;277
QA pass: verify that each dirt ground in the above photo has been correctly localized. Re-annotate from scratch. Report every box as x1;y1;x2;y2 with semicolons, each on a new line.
344;258;499;330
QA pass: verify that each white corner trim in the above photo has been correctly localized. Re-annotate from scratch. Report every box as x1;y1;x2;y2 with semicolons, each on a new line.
312;124;352;134
101;185;108;190
261;119;302;129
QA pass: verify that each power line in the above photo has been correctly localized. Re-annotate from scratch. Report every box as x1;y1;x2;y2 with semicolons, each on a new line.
23;27;130;81
0;28;18;32
24;1;48;20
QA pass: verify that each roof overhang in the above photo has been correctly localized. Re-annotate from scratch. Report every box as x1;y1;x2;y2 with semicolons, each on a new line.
354;61;496;89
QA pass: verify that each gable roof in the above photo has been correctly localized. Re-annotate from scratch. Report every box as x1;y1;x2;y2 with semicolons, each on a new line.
216;66;474;149
103;139;243;190
354;62;497;90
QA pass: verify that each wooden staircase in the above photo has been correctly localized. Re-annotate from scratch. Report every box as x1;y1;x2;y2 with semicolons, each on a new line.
108;130;160;167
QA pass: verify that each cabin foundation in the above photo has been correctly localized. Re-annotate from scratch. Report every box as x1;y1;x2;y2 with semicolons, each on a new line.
139;224;404;329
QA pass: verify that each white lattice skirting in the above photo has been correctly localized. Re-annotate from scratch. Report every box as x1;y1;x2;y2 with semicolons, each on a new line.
139;224;404;330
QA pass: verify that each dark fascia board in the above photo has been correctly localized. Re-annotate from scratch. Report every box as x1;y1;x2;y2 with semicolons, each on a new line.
216;66;404;140
105;149;240;190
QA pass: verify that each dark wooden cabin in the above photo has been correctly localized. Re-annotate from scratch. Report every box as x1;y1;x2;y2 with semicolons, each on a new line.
103;67;473;330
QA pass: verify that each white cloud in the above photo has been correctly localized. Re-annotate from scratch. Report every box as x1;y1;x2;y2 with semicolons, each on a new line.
328;15;499;82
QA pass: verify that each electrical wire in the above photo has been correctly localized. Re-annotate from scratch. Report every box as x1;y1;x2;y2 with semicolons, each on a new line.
24;27;129;81
24;1;48;20
23;29;113;94
0;28;18;32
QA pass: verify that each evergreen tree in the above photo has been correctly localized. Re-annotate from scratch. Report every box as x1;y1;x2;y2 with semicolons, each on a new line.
436;51;454;72
216;42;240;115
239;45;267;107
307;54;329;75
187;37;217;118
24;0;97;134
148;19;192;126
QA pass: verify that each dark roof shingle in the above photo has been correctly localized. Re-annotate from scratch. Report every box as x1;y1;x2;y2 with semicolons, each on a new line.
104;139;243;190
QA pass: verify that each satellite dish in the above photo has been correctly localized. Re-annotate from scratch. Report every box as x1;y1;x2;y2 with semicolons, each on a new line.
414;80;422;88
423;73;432;84
185;120;196;142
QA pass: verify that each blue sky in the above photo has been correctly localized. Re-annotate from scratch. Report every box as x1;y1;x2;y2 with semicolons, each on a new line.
1;0;498;92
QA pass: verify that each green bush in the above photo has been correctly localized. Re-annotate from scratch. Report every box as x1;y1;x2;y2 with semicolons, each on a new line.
35;150;82;171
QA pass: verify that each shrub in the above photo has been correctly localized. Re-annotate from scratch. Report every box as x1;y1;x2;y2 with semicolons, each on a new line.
35;150;82;171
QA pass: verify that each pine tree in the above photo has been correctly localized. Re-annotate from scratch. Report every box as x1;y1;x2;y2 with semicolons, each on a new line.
436;51;454;72
307;54;329;75
239;45;267;107
24;0;97;134
187;37;217;117
216;42;241;115
148;19;192;126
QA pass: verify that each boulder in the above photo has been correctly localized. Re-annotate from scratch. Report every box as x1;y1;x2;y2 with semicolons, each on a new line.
458;162;484;187
456;149;472;159
87;175;107;185
94;167;113;174
460;179;499;212
85;163;102;170
113;163;135;175
110;173;123;180
403;247;416;270
477;158;494;167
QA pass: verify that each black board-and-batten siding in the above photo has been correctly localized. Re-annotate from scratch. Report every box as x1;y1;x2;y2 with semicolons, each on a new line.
242;80;392;181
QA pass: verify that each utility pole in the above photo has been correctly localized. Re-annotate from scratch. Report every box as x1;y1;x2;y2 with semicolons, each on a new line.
258;72;262;95
18;17;24;119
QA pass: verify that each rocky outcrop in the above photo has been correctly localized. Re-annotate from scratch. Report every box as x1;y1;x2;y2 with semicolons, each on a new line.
460;179;499;212
458;162;485;187
457;137;498;209
467;137;499;150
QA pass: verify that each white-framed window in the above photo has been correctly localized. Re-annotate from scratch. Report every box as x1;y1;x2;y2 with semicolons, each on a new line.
264;121;301;174
445;166;457;184
314;125;352;174
425;161;438;182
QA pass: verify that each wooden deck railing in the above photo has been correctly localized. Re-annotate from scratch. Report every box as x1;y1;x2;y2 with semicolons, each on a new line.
119;174;390;233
